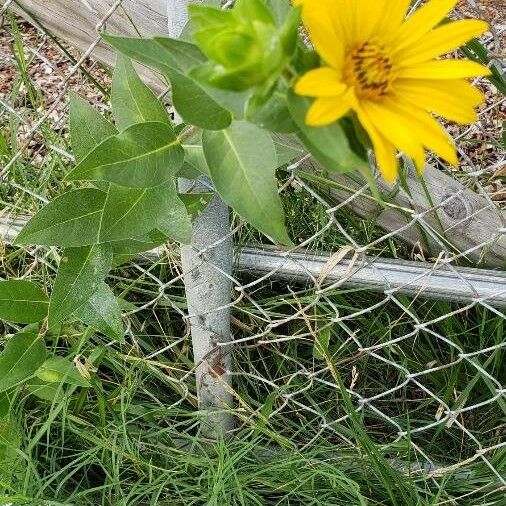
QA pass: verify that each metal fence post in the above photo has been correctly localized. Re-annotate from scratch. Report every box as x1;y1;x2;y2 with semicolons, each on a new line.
167;0;234;438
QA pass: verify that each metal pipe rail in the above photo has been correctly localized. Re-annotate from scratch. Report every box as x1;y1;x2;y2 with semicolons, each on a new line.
2;216;505;307
237;246;506;307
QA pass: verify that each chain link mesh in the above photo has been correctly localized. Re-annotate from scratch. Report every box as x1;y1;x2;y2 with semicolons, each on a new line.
0;0;504;502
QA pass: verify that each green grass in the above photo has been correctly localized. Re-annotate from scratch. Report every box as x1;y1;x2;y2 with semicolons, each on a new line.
0;13;505;506
1;259;504;504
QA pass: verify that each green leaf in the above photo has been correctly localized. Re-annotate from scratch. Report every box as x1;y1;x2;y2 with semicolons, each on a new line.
180;193;214;221
112;55;170;130
111;254;142;268
182;143;210;177
106;34;206;76
463;38;506;95
109;189;208;261
313;326;331;360
188;5;235;37
0;330;46;393
26;379;61;402
16;183;185;248
0;129;10;158
179;1;219;43
266;0;292;26
179;130;210;178
179;161;203;180
170;72;234;130
0;392;13;418
189;48;266;92
200;86;250;119
192;27;258;70
48;244;113;328
110;229;167;256
73;283;123;342
0;412;21;465
287;91;367;173
249;90;297;133
15;188;107;247
233;0;275;25
66;122;184;188
279;4;301;55
203;121;292;245
102;34;184;73
102;183;184;242
272;134;305;167
156;192;193;244
153;36;207;74
150;38;249;116
35;357;90;387
0;280;49;323
189;2;288;93
117;298;136;312
70;92;117;163
102;34;232;130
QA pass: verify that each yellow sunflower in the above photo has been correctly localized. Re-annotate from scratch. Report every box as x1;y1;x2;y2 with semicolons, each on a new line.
293;0;491;181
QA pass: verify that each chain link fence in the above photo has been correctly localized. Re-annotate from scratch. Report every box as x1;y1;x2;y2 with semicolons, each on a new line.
0;0;505;503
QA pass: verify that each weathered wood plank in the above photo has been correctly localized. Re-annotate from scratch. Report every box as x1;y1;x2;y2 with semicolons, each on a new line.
5;0;168;91
7;0;167;49
4;0;505;267
297;158;506;267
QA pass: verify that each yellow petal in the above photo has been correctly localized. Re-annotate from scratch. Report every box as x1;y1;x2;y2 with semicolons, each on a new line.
382;98;458;166
319;1;358;48
396;20;489;66
397;59;491;80
335;0;407;46
393;79;484;124
332;0;357;47
355;0;388;40
353;0;408;42
360;100;426;171
306;90;353;126
373;136;399;182
299;0;345;69
295;67;347;97
380;0;410;27
394;0;459;51
372;0;411;42
399;78;485;106
355;104;400;182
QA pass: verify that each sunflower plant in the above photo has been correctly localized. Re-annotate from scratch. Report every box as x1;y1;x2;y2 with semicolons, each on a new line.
100;0;490;244
292;0;491;181
17;0;492;249
0;0;493;364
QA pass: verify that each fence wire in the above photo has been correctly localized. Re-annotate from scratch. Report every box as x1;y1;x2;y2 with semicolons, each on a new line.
0;0;505;502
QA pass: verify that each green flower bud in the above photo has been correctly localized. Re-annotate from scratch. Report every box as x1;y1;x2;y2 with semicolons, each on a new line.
189;0;300;92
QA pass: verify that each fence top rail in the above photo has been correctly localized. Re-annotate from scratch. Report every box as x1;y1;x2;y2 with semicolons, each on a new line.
2;216;505;307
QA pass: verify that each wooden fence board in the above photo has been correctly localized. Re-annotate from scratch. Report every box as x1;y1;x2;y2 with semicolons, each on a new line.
6;0;168;91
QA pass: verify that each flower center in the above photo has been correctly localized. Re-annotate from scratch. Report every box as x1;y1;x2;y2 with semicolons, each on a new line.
344;41;393;100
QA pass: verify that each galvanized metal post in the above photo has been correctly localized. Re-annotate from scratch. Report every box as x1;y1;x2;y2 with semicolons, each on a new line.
168;0;234;438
